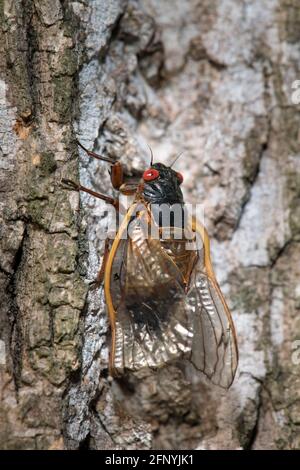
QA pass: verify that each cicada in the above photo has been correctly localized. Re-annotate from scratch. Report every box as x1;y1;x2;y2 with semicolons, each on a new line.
63;142;238;388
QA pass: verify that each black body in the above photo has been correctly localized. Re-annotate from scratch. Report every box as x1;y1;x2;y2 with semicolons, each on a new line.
142;163;186;229
142;163;184;205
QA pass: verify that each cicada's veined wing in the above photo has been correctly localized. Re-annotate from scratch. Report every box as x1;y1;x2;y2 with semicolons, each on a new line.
104;203;198;374
186;219;239;388
186;266;238;388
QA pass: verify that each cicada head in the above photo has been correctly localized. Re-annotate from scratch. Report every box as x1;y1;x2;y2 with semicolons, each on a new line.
142;163;184;204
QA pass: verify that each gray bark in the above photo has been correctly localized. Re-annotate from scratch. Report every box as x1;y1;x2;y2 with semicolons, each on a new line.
0;0;300;450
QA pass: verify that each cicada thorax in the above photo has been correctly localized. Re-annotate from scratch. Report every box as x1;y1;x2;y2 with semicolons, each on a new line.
113;203;198;300
110;207;188;304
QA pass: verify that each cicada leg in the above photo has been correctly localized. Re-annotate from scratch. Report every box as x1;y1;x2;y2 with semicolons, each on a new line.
77;140;115;164
77;140;143;193
77;140;125;191
61;178;119;210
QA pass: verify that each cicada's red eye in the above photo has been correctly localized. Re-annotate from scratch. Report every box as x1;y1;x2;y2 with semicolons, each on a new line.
176;172;183;184
143;168;159;181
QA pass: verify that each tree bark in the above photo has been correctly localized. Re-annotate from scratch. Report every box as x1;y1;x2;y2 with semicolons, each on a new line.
0;0;299;450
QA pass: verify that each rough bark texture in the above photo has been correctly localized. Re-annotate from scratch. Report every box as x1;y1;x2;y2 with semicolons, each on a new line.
0;0;300;450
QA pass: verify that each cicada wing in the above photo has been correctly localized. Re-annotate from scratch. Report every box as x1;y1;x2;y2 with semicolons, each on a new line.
105;208;238;388
107;211;195;374
186;221;238;388
113;292;194;372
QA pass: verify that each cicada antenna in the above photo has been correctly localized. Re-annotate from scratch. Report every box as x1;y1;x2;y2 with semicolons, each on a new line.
147;144;154;166
169;151;184;168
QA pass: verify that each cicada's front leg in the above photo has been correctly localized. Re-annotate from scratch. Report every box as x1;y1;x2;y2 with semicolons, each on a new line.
76;140;141;194
62;140;129;210
61;178;119;210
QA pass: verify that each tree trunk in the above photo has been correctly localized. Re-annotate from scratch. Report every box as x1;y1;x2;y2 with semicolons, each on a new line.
0;0;299;450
